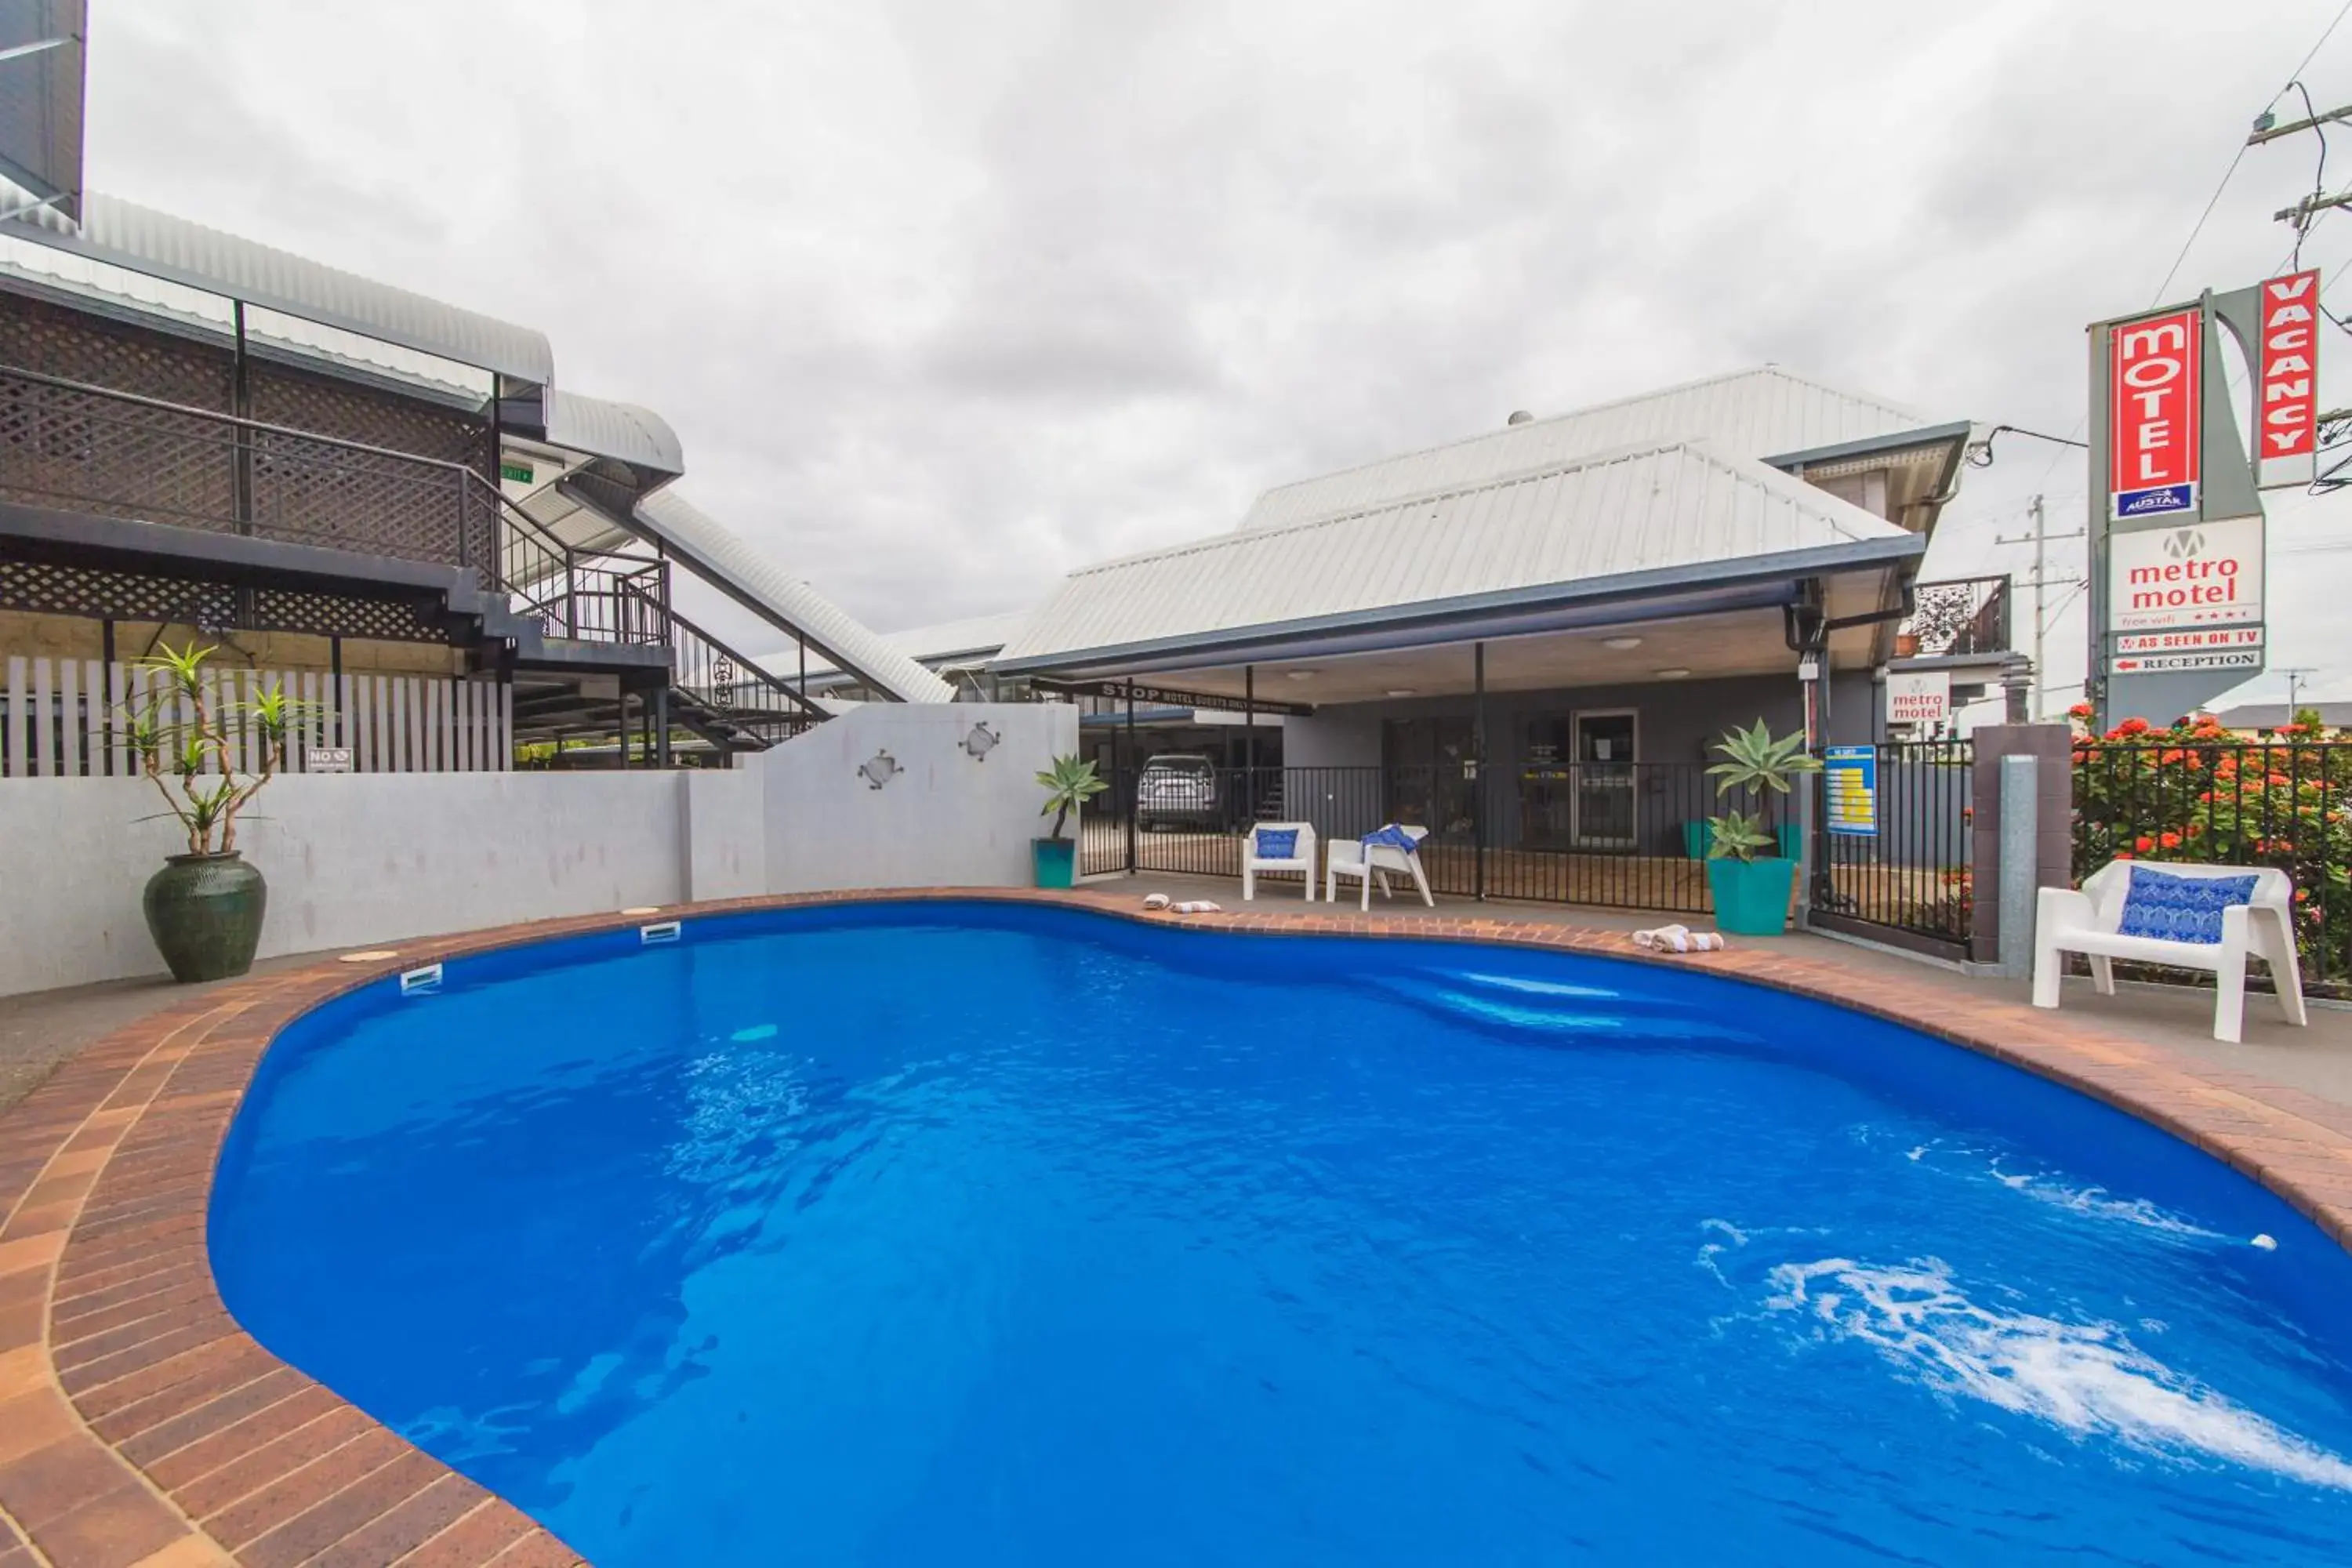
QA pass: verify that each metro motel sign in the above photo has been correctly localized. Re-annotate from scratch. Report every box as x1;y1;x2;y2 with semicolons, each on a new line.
2108;307;2201;519
2089;270;2315;723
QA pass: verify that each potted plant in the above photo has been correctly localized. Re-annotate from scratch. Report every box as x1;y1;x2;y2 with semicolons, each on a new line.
1033;754;1108;889
123;642;305;982
1703;720;1820;935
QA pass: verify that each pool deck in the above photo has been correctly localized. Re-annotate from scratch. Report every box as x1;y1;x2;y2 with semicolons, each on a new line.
6;887;2352;1566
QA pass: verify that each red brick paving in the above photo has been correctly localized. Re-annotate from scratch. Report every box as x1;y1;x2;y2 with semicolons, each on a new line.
3;885;2352;1564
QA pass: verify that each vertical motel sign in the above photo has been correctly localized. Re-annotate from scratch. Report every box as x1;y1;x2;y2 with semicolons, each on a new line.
2257;268;2319;488
2108;307;2201;519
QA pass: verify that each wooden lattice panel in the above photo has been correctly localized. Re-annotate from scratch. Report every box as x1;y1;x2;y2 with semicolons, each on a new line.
0;556;448;643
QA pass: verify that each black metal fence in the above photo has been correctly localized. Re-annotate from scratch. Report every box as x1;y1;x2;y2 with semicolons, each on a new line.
1808;741;1976;959
1081;762;1801;914
2074;740;2352;994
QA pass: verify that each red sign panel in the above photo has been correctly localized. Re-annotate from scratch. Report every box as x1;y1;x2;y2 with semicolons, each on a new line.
2109;307;2202;519
2258;269;2319;481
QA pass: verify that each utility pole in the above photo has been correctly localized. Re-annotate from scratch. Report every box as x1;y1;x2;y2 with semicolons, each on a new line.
1994;495;2087;719
2281;666;2317;718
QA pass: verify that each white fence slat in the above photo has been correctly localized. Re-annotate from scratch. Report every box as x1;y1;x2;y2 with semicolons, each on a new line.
31;658;53;778
79;660;103;776
336;672;353;760
111;662;132;777
56;659;80;778
359;675;380;773
426;681;444;772
397;678;416;772
4;656;21;778
459;681;478;771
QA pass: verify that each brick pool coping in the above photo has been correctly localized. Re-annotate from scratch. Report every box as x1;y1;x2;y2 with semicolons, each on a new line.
7;887;2352;1566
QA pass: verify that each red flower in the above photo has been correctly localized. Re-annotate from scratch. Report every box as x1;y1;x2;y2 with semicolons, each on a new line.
2116;850;2136;860
2159;832;2182;849
2118;717;2152;737
2069;702;2093;719
2296;888;2312;902
2135;835;2155;853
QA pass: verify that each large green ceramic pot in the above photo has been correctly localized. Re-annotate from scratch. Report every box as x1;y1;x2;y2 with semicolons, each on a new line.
142;852;267;982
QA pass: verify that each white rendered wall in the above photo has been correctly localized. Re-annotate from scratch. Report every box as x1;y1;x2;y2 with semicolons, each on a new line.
754;701;1079;894
0;701;1077;997
0;771;688;994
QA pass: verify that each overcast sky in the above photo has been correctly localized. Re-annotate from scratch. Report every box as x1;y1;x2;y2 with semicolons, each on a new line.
79;0;2352;706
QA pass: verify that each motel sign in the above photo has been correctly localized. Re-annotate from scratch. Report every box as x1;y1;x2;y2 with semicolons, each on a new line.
2087;272;2310;728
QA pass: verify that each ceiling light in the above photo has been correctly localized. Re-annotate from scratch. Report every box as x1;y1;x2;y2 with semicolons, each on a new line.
1385;688;1417;699
1284;669;1318;681
1602;636;1643;651
1655;667;1692;680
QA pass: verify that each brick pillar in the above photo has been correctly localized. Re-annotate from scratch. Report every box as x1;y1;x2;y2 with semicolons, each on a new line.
1969;724;2072;964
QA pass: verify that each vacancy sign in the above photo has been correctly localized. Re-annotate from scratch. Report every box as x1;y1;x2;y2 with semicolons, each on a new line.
2108;516;2262;630
2258;268;2320;488
1885;670;1951;726
2110;307;2202;519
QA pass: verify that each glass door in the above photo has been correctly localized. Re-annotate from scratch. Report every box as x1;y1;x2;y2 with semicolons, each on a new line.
1571;712;1637;848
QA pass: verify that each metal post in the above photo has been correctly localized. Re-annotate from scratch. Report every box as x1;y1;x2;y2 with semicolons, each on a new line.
619;692;631;770
655;686;672;768
1244;666;1257;825
230;301;252;535
799;639;807;704
329;636;344;746
1473;641;1487;902
1124;681;1138;874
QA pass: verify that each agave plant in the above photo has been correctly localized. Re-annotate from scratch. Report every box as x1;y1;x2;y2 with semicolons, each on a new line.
1036;754;1109;841
1705;720;1819;863
119;641;312;856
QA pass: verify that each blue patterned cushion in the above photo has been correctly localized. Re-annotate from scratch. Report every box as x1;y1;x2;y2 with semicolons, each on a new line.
1254;828;1299;859
2116;867;2259;944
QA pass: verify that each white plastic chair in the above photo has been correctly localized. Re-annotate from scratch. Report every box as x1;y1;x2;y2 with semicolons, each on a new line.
2031;860;2308;1044
1327;825;1435;911
1242;822;1319;902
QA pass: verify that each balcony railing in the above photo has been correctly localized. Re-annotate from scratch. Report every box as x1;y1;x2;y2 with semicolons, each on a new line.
0;362;666;648
1897;575;2009;659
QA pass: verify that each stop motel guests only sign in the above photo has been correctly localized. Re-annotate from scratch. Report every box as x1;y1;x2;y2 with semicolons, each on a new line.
2109;307;2202;519
2258;268;2320;488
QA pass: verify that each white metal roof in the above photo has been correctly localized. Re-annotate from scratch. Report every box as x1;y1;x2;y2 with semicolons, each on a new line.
1239;366;1937;533
757;609;1030;681
997;437;1918;670
630;490;956;704
544;389;684;477
0;192;555;383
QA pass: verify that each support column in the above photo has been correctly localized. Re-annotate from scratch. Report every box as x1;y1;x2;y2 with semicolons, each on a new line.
1968;723;2074;966
1473;641;1487;902
619;692;632;770
1243;666;1257;824
1124;681;1138;875
656;687;672;769
329;636;344;746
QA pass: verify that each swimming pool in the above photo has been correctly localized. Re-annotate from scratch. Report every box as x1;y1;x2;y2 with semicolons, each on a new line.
209;901;2352;1566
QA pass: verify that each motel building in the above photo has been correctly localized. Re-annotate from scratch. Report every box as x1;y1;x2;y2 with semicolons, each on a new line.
991;368;2022;918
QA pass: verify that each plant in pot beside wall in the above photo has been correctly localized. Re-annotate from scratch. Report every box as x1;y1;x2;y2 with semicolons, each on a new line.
1703;720;1820;936
1033;754;1109;889
123;642;307;982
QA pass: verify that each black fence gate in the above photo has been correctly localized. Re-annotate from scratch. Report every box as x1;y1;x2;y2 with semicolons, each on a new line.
1804;740;1976;961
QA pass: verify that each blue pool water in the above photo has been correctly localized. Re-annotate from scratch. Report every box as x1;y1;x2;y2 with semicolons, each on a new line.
210;903;2352;1566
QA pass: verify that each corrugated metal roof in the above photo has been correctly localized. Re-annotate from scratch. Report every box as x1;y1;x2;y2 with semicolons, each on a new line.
998;438;1914;668
757;609;1031;681
1239;366;1934;532
0;192;554;382
630;490;956;704
543;389;684;476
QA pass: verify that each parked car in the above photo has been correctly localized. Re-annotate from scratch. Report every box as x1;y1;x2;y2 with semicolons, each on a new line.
1137;753;1223;831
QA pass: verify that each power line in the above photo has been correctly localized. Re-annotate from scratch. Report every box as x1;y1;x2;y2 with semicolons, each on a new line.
2287;0;2352;89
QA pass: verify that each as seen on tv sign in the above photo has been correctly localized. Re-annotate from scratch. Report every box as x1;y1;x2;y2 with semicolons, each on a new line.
2108;307;2202;520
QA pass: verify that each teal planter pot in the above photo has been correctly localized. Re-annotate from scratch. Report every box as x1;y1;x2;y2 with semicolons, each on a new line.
143;851;267;982
1032;837;1077;890
1704;855;1795;936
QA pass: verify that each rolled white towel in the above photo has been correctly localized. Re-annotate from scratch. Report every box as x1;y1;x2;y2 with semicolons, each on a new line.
1142;893;1172;910
1172;900;1224;915
1632;924;1726;953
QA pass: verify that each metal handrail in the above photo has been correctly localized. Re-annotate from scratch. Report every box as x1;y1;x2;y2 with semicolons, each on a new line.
618;579;822;718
